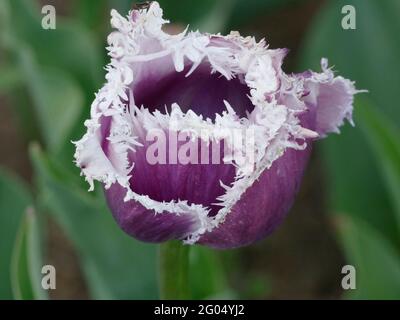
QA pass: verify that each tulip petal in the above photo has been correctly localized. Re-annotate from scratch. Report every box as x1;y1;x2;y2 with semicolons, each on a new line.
199;146;312;248
298;59;360;137
105;183;204;242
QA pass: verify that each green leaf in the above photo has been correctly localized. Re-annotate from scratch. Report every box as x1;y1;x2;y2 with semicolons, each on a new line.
30;144;158;299
0;0;10;40
0;169;32;299
300;0;400;244
337;215;400;299
72;0;108;31
31;21;104;94
2;9;85;154
357;99;400;232
0;64;24;94
7;0;103;92
3;0;102;165
11;208;48;300
16;48;84;155
194;0;237;34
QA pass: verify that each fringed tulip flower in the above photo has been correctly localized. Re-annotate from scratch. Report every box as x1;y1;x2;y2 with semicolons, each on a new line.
74;2;360;249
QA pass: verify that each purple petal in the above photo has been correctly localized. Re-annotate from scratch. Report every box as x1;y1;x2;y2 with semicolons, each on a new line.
105;183;200;242
199;111;315;249
199;146;312;249
298;59;358;137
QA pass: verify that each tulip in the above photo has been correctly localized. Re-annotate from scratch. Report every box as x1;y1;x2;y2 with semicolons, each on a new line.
74;2;360;250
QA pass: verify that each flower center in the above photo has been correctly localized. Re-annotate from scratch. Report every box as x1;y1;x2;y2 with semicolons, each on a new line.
124;62;258;215
133;62;254;120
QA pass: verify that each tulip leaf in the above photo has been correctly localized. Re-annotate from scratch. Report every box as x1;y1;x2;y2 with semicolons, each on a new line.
16;48;84;155
300;0;400;245
0;64;23;94
194;0;237;34
0;169;33;299
11;208;48;300
0;0;10;32
30;144;158;299
7;0;103;93
357;99;400;233
2;26;85;156
337;215;400;299
73;0;108;30
3;0;103;158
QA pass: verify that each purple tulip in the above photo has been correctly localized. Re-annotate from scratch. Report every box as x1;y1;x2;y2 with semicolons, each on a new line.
74;2;360;249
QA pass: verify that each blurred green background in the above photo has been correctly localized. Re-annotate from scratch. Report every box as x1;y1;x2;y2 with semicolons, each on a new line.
0;0;399;299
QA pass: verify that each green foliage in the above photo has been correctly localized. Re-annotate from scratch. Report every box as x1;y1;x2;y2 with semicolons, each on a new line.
16;48;84;154
300;0;400;298
357;99;400;232
338;215;400;299
2;0;103;161
8;0;103;93
11;208;48;300
0;64;23;94
0;170;33;299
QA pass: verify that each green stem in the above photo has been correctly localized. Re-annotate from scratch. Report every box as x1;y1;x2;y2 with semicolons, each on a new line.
159;241;190;299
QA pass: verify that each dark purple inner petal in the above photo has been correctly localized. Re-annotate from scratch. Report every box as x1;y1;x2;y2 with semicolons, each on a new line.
128;135;236;216
133;63;254;119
